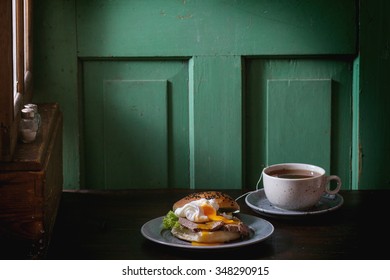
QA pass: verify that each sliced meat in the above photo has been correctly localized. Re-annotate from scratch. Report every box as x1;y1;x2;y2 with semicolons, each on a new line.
222;222;250;237
178;217;224;232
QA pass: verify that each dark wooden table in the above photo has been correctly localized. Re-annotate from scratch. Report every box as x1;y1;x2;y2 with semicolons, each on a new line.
39;189;390;259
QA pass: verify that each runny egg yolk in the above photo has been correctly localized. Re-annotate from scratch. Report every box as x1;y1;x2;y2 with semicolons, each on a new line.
200;203;236;224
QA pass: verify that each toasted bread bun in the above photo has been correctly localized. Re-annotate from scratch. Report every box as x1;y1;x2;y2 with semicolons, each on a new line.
171;226;241;243
172;191;239;212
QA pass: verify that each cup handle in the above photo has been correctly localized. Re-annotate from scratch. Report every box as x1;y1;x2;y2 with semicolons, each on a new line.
325;175;342;195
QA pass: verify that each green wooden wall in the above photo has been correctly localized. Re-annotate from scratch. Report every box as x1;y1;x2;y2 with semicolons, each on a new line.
32;0;390;190
356;0;390;189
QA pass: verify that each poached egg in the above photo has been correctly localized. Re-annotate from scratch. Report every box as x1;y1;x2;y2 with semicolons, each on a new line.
174;198;235;224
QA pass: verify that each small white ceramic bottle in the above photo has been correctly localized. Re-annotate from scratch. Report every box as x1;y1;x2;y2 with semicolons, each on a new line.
19;108;39;143
24;103;41;130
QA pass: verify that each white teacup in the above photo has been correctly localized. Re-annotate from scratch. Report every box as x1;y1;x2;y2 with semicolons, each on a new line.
262;163;342;210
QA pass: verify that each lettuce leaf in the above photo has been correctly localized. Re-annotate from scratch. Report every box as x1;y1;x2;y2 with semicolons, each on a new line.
162;210;180;229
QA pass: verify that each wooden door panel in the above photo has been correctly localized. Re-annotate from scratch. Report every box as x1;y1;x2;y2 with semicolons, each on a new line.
189;56;243;189
103;80;168;188
76;0;356;57
245;58;352;189
82;60;189;189
266;79;332;171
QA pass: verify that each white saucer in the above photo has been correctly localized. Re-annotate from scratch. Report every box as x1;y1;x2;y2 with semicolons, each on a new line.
245;189;344;217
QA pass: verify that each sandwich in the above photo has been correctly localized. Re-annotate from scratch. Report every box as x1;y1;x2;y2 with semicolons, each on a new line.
162;191;250;245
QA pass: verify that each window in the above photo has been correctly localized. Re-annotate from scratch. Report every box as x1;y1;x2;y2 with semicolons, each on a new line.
0;0;33;161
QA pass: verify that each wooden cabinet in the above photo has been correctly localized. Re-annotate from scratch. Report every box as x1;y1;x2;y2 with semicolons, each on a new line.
0;103;62;259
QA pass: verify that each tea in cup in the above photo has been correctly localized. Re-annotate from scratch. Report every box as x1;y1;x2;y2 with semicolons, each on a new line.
262;163;342;210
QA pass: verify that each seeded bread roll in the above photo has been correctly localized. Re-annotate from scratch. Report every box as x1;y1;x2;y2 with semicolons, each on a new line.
172;191;240;212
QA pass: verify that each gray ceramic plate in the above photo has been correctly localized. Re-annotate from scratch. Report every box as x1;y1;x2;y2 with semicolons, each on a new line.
245;189;344;217
141;213;274;250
